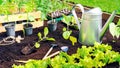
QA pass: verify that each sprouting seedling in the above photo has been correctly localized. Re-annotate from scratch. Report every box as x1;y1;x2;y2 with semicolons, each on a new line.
62;14;71;30
62;27;72;40
34;42;40;48
62;27;77;46
35;27;55;48
69;36;77;46
38;27;55;42
62;15;80;30
109;19;120;38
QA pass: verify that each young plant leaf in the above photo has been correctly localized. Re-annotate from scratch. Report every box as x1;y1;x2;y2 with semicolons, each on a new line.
62;31;71;40
38;32;42;40
69;36;77;46
109;23;116;37
117;19;120;26
46;38;55;41
34;42;40;48
62;14;71;26
109;23;120;38
63;27;67;32
115;27;120;38
44;27;49;37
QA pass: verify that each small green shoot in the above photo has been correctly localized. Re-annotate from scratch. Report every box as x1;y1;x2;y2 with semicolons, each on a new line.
62;31;72;40
22;29;25;38
109;19;120;38
37;32;42;40
38;27;55;42
69;36;77;46
34;42;40;49
44;27;49;38
45;38;55;41
62;27;77;46
35;27;55;49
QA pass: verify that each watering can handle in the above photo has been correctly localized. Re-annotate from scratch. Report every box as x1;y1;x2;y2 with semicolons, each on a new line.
72;4;84;30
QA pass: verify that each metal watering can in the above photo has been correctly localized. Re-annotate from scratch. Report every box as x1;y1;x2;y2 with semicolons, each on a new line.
72;4;116;45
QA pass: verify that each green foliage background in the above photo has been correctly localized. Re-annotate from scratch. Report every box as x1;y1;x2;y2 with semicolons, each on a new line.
68;0;120;14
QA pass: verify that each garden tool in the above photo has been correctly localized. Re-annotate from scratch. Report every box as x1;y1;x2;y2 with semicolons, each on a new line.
0;36;24;46
42;44;58;59
72;4;116;45
43;46;68;60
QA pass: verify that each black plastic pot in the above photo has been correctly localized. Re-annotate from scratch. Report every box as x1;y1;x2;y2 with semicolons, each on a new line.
47;20;57;32
23;23;33;36
4;24;15;36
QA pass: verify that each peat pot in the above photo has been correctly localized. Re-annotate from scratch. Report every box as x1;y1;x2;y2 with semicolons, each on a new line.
4;24;15;36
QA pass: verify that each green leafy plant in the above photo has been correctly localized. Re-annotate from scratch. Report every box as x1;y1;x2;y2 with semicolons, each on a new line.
38;27;55;42
12;42;120;68
1;1;11;22
36;0;52;20
31;27;55;49
109;19;120;38
62;15;78;44
34;42;40;49
33;27;55;49
24;0;36;26
62;14;80;30
62;14;77;26
62;27;77;46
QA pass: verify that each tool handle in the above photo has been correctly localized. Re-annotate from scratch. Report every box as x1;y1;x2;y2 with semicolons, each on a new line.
43;51;60;60
42;47;53;59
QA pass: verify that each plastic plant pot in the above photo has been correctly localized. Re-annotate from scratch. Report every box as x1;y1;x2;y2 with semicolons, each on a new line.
23;23;33;36
4;24;15;36
47;20;57;32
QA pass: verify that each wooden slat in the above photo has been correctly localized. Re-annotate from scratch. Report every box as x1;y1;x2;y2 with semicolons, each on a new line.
0;20;43;33
0;11;41;23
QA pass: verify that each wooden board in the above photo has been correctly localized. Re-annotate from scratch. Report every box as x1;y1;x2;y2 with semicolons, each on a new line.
0;20;43;33
0;11;41;23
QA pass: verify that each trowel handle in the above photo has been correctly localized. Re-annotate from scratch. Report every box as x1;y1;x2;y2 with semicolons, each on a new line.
42;47;54;59
43;51;60;60
72;4;84;30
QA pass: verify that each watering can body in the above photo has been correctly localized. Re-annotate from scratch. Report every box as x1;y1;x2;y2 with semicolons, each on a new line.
80;11;102;45
72;4;116;45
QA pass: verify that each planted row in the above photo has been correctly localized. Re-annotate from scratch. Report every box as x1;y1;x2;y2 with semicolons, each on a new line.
12;42;120;68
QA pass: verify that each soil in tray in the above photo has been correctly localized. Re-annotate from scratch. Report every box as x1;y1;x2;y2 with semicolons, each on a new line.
0;19;120;68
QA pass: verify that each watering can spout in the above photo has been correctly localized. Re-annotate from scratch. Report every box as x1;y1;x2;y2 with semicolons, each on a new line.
100;11;116;41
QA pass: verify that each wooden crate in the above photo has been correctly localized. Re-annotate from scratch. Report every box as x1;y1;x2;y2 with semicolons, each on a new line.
0;11;43;33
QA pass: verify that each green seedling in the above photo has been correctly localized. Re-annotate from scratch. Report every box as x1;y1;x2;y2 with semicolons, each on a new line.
38;27;55;42
34;42;40;49
69;36;77;45
62;14;80;30
109;19;120;38
62;27;77;46
34;27;55;49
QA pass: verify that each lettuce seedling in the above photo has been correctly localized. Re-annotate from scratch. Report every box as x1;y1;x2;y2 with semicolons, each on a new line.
109;19;120;38
38;27;55;42
62;27;77;46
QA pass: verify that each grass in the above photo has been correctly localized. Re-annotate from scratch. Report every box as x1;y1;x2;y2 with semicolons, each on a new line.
68;0;120;14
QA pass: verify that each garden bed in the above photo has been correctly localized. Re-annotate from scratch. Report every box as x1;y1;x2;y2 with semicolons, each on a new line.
0;12;120;68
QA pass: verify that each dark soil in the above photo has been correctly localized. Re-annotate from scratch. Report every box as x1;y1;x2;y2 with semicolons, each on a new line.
0;13;120;68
